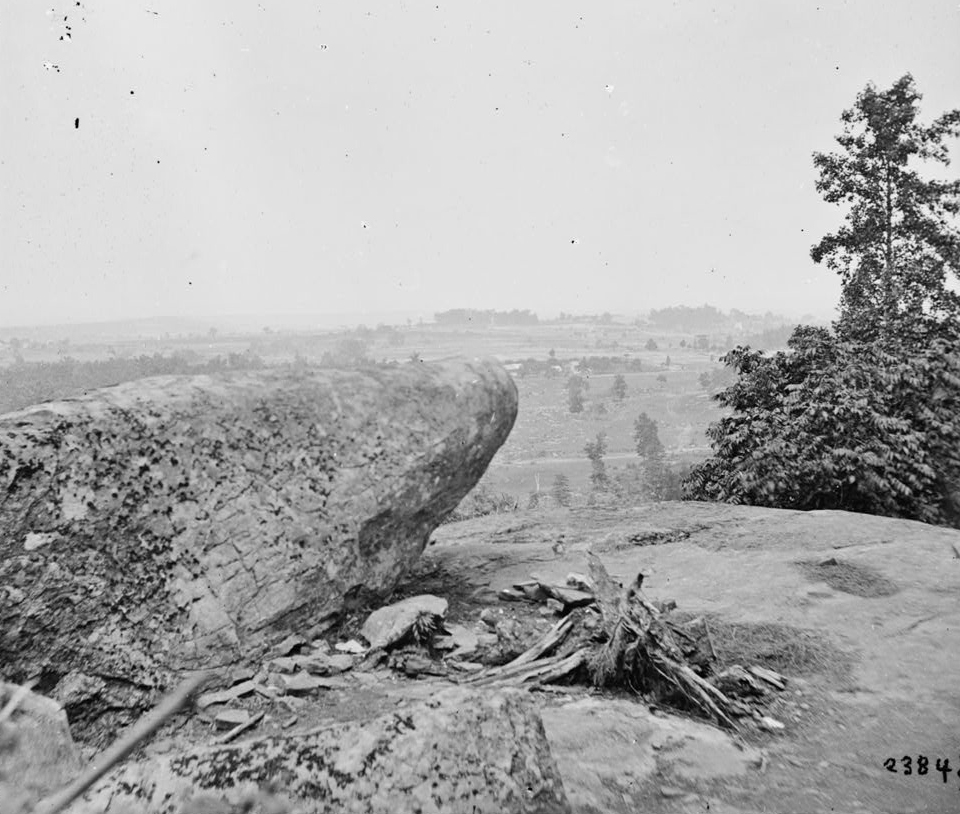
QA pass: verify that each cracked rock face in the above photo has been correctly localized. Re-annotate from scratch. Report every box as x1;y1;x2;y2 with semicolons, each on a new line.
73;687;571;814
0;359;517;743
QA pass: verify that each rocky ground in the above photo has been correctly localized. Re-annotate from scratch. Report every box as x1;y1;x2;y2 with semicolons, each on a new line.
20;501;953;814
420;502;960;813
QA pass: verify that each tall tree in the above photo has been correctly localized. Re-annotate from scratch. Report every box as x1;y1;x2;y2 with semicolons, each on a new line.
566;375;585;413
633;412;664;460
634;412;669;500
611;374;627;402
584;432;610;491
551;473;572;507
811;74;960;342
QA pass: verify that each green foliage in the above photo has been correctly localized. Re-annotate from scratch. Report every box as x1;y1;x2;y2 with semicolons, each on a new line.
698;366;736;394
683;326;960;526
445;485;518;523
633;412;676;500
567;374;585;413
648;304;726;332
811;74;960;342
550;473;573;507
685;76;960;528
584;431;610;491
644;338;658;351
612;373;627;401
633;412;665;459
319;338;372;368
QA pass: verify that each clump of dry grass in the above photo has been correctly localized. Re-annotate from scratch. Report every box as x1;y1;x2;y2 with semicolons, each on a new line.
795;558;899;598
701;618;853;679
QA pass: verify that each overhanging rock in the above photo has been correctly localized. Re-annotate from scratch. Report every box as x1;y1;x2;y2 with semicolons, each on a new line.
0;359;517;741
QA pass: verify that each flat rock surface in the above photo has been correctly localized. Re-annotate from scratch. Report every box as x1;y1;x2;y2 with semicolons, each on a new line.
425;503;960;813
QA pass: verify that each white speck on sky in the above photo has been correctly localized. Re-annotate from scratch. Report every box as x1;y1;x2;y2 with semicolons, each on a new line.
1;1;958;326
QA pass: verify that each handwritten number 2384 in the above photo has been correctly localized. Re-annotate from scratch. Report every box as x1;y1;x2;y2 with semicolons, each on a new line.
883;756;953;782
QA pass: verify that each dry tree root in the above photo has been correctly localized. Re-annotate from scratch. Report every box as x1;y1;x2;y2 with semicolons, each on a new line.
585;552;742;729
460;553;749;730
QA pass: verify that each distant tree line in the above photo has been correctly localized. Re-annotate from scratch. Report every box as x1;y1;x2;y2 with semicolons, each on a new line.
0;351;266;415
434;309;539;326
644;305;796;340
503;354;644;378
647;304;728;333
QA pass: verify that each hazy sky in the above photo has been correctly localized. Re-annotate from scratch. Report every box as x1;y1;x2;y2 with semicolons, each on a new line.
2;1;958;326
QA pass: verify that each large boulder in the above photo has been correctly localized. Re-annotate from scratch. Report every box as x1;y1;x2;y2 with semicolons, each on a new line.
0;359;516;742
71;687;570;814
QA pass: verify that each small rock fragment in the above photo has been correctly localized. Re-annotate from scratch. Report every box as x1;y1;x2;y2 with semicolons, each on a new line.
360;595;448;650
479;608;498;627
389;653;447;677
541;585;595;611
660;785;686;798
214;709;250;729
268;657;301;674
470;586;500;604
514;581;549;601
565;572;593;592
302;653;355;675
544;598;564;614
227;667;256;686
434;623;479;658
335;639;366;655
759;716;785;731
196;680;257;710
497;587;526;602
269;634;307;658
279;672;352;694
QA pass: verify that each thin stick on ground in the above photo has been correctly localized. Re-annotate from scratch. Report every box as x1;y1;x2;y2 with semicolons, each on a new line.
213;710;265;745
703;617;719;665
33;671;214;814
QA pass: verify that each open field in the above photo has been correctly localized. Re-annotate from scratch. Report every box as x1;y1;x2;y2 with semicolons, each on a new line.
0;313;795;507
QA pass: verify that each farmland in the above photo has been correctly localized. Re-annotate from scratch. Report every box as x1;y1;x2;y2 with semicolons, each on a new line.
0;309;804;509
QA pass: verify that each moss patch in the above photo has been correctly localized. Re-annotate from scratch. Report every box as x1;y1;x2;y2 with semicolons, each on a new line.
795;558;899;598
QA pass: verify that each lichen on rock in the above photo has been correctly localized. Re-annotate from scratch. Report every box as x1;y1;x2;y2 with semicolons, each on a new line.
0;359;517;744
73;687;570;814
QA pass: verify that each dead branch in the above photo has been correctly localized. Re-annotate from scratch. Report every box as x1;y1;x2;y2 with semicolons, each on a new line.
213;710;265;745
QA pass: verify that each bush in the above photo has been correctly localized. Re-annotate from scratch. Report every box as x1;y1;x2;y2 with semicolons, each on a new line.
683;325;960;527
444;485;519;523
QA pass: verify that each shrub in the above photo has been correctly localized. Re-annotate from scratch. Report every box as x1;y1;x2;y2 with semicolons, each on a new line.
683;326;960;527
